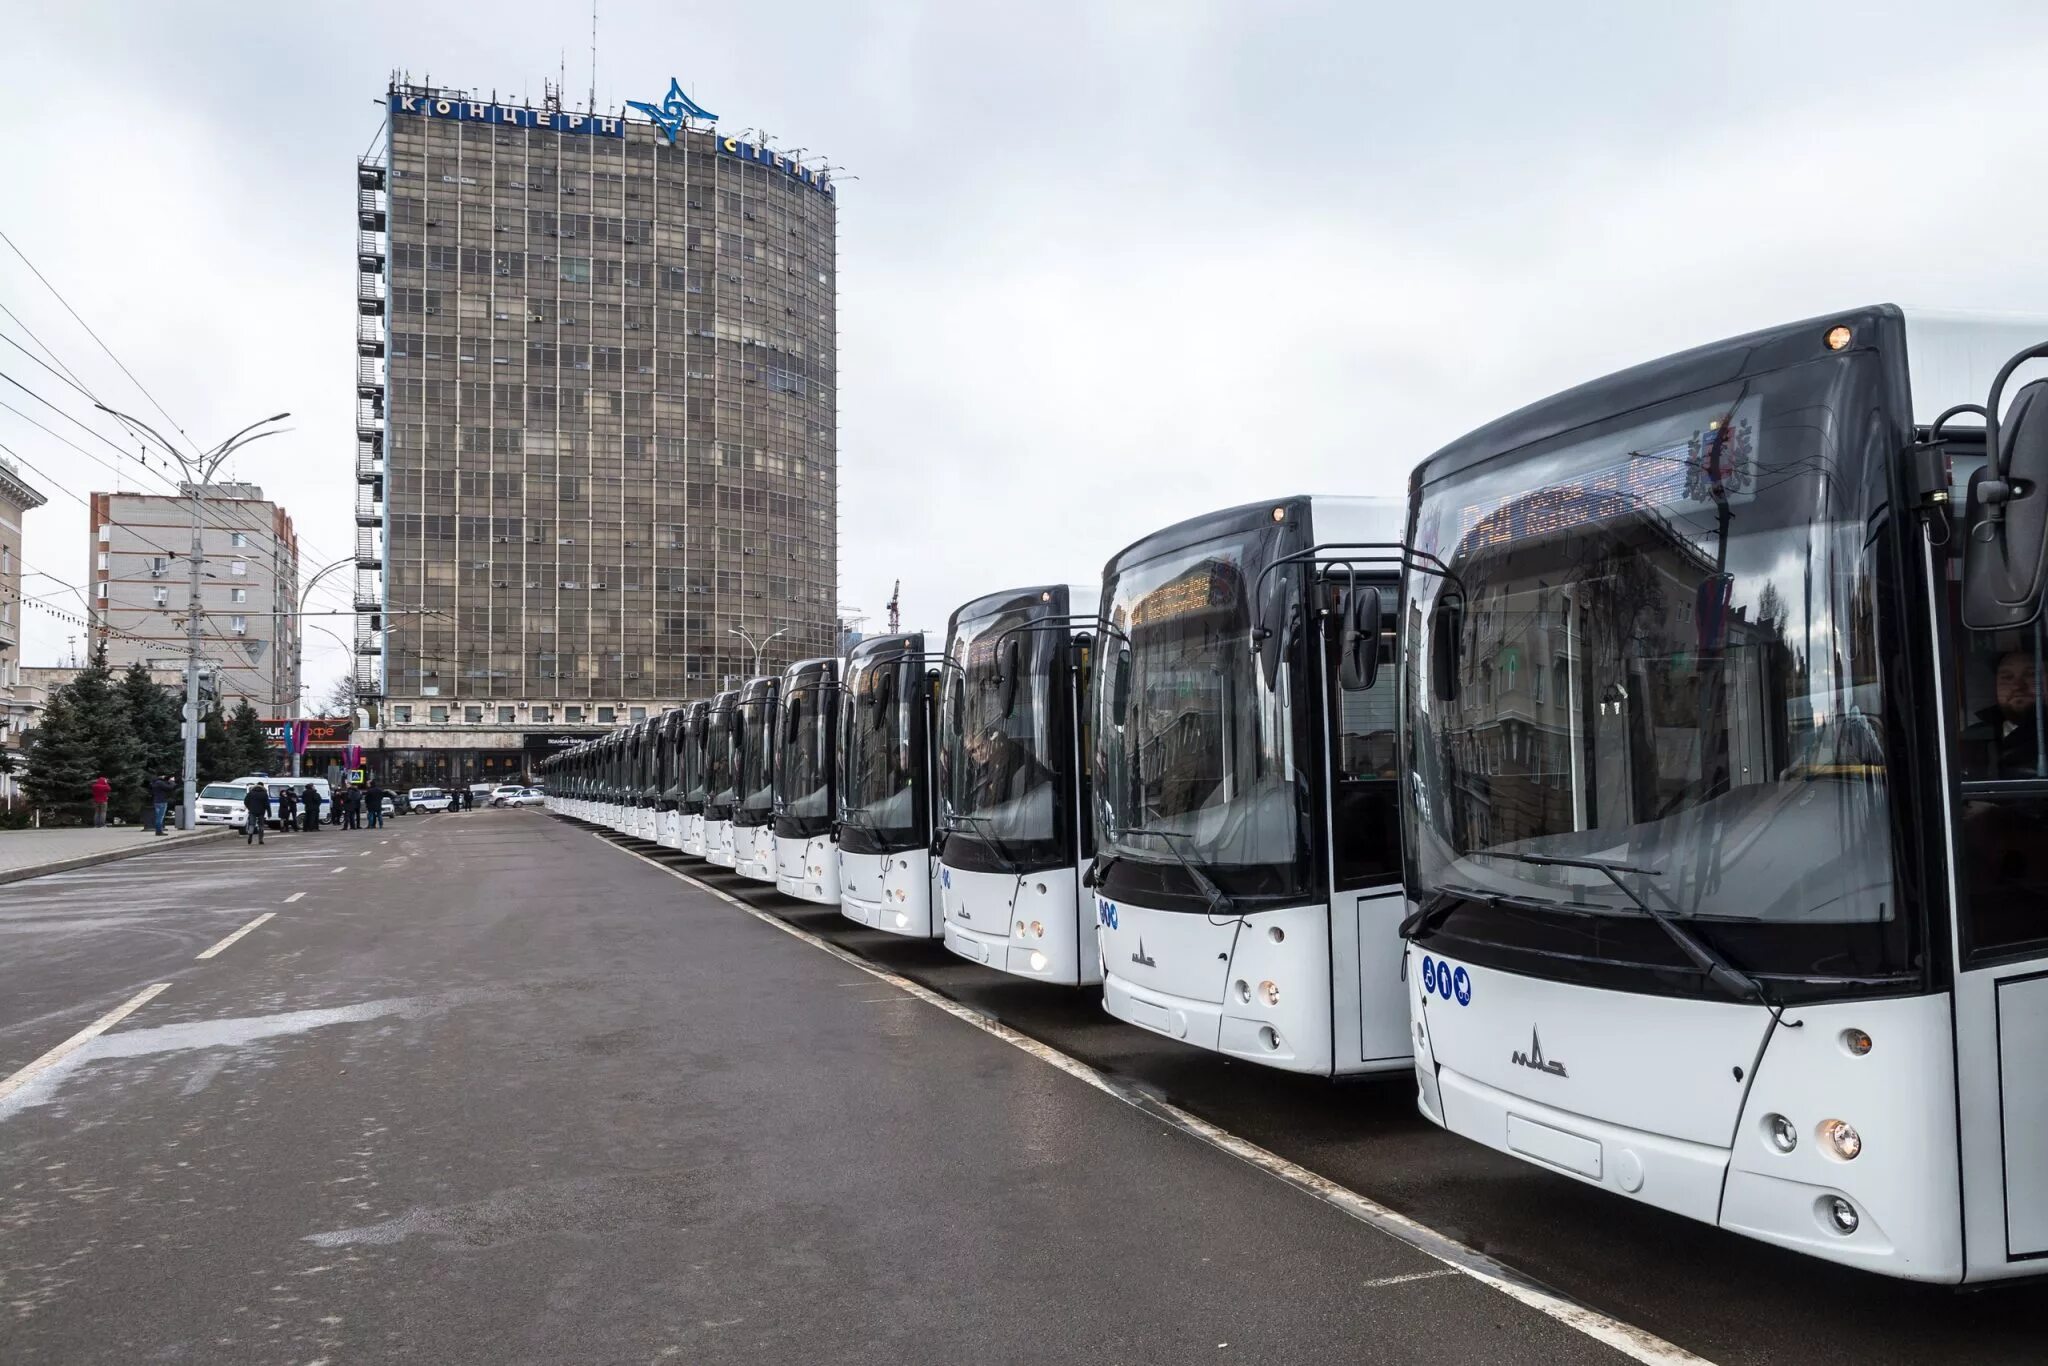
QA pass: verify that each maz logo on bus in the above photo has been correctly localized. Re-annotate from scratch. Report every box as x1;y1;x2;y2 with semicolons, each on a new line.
1419;955;1473;1007
1096;898;1119;930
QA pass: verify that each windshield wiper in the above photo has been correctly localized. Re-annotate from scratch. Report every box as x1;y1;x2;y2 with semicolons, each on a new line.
1473;850;1766;1004
942;810;1025;876
1398;883;1503;940
1112;826;1240;921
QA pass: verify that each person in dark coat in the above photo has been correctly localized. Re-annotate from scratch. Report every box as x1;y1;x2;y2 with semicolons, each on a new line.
241;782;270;845
343;787;362;830
146;773;178;835
277;784;298;832
364;784;386;830
301;784;323;832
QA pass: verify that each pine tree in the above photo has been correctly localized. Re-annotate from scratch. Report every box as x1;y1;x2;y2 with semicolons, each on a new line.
226;700;271;778
24;646;145;824
121;663;183;797
197;705;234;785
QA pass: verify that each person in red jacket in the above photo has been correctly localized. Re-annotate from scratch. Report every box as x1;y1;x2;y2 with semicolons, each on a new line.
90;774;112;827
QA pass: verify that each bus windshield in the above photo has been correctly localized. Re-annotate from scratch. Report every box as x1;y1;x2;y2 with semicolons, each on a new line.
1095;533;1308;903
940;595;1068;870
679;707;708;812
1404;352;1913;988
841;649;924;854
776;674;835;839
705;701;736;819
736;689;776;824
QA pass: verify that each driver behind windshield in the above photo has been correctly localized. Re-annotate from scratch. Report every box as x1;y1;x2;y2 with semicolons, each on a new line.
1966;647;2048;780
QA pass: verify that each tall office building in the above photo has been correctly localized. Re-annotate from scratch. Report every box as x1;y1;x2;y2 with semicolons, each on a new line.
89;485;302;714
355;77;839;786
0;453;50;798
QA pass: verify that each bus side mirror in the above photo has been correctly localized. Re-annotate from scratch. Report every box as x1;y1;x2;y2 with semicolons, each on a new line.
1339;586;1384;692
1431;595;1463;702
998;637;1022;718
1110;646;1132;725
784;695;803;744
1965;373;2048;629
1255;570;1297;693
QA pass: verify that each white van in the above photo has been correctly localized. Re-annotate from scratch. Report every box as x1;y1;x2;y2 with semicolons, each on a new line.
409;786;454;813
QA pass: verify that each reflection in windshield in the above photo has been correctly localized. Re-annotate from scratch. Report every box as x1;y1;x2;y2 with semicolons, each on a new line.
777;677;835;835
940;604;1059;851
842;653;922;848
1405;356;1891;939
737;690;776;820
1095;538;1306;899
705;702;736;817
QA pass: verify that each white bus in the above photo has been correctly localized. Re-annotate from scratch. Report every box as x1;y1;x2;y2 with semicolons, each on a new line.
654;707;690;849
702;689;741;868
1402;305;2048;1281
773;657;844;905
676;698;713;857
937;583;1100;985
1090;496;1410;1075
839;632;942;936
732;674;781;883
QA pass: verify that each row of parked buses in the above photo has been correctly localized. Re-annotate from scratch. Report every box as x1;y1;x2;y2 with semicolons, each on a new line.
539;307;2048;1287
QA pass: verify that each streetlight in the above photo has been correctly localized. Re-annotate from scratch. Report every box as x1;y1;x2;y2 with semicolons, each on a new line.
96;404;290;830
728;625;788;680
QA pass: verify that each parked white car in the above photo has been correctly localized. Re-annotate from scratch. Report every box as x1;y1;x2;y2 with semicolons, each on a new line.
195;782;252;827
409;786;454;813
492;786;546;808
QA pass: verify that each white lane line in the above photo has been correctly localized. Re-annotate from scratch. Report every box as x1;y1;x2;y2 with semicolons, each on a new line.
358;851;372;857
195;912;276;960
1364;1269;1461;1288
284;892;306;904
0;983;170;1104
599;836;1713;1366
330;866;346;874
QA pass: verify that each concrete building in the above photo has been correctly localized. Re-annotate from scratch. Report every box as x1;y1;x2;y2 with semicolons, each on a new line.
0;455;50;804
351;76;840;789
89;486;302;715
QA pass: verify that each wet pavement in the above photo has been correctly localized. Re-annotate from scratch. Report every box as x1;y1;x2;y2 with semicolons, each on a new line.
0;824;230;884
0;810;1631;1365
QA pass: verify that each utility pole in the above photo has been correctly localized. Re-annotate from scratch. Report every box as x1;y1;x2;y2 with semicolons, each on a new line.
96;405;290;830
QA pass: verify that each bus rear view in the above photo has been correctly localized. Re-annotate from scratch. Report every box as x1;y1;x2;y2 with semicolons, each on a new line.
1402;305;2048;1282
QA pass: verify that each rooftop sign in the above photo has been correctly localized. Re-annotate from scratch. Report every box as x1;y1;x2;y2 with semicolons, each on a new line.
627;78;717;143
389;91;624;138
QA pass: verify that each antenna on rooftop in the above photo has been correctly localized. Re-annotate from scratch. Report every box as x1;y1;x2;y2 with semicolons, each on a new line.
590;0;599;112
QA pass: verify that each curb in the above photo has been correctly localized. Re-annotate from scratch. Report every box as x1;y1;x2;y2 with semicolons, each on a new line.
0;828;238;887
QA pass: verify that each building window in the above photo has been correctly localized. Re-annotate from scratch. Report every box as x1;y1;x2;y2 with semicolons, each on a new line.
565;706;583;723
629;707;647;722
230;587;247;604
532;706;552;723
95;583;107;601
149;555;166;577
596;706;615;724
429;705;449;723
97;551;108;572
230;532;247;548
498;706;515;724
231;616;248;635
230;560;248;576
153;586;169;607
393;705;412;723
465;705;483;723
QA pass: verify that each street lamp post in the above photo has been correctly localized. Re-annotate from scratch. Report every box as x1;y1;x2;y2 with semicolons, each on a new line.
727;626;788;682
96;405;290;830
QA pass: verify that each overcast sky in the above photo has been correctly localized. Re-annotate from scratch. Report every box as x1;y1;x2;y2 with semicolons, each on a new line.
6;1;2048;703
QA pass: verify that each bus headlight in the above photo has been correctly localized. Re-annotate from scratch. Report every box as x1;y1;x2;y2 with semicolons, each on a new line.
1235;979;1251;1004
1820;1119;1862;1161
1766;1114;1797;1153
1028;950;1048;972
892;912;909;929
1258;980;1281;1008
1824;1195;1859;1234
1029;920;1044;938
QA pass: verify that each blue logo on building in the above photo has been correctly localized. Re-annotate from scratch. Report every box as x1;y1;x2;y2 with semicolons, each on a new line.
627;78;717;144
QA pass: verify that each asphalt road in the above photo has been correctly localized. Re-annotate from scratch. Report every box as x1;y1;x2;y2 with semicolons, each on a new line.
621;835;2048;1366
0;810;1633;1365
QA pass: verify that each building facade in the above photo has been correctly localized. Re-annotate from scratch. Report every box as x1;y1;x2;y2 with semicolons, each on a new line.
353;78;839;783
0;455;50;803
89;486;302;714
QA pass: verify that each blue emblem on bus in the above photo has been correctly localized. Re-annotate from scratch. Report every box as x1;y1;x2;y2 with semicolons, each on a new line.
941;866;951;890
1097;899;1118;930
1453;966;1472;1006
1436;964;1454;1001
1421;956;1438;995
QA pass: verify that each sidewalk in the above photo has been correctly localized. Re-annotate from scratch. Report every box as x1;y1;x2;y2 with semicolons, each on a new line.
0;825;235;885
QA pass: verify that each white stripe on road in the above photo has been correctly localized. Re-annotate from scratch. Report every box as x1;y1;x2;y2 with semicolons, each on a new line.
284;892;305;903
0;983;170;1104
598;835;1714;1366
195;912;275;960
330;866;346;874
1363;1269;1461;1288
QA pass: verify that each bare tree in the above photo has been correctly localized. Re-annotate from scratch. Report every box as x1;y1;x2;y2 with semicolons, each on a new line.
317;674;358;718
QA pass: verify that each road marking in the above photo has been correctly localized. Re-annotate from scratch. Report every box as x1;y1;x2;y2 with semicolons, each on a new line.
330;866;347;873
599;835;1713;1366
284;892;306;903
196;912;276;960
358;851;372;857
1363;1269;1461;1288
0;983;170;1104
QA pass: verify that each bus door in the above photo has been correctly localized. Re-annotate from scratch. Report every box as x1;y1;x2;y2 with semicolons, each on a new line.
1943;519;2048;1269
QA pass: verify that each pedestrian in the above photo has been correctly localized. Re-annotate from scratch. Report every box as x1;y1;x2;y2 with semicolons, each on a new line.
462;785;475;811
302;784;323;832
90;774;112;827
343;786;361;830
364;783;385;830
146;772;177;836
242;781;270;845
277;784;298;832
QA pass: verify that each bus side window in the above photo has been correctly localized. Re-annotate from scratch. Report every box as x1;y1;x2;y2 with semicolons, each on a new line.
1330;601;1400;889
1956;616;2048;958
